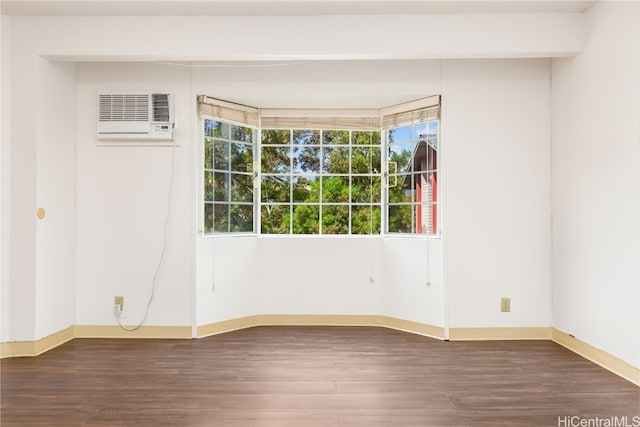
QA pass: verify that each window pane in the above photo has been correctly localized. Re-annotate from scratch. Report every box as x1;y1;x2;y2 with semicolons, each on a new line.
293;175;319;203
214;172;229;202
230;204;253;232
261;175;290;203
352;130;380;146
322;205;349;234
262;129;291;145
431;173;438;203
413;122;427;141
405;173;418;203
322;147;349;174
388;174;414;203
414;121;438;143
204;171;214;202
261;204;290;234
293;145;320;173
204;141;214;169
351;205;381;235
388;204;413;233
231;174;253;203
323;130;349;145
409;141;437;174
431;202;438;234
351;176;381;203
322;176;349;203
204;203;214;234
351;147;381;174
425;122;439;150
414;172;434;203
214;140;228;170
231;143;253;173
389;142;416;173
387;126;411;144
292;204;320;234
415;202;435;235
293;129;320;145
214;204;229;232
261;146;291;173
410;143;430;173
428;141;437;171
204;119;229;139
231;125;253;143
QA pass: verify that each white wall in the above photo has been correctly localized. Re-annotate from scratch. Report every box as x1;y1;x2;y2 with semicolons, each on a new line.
384;238;444;328
197;237;259;325
0;14;10;342
197;236;443;329
191;59;442;109
74;62;195;327
34;58;76;338
551;2;640;368
6;19;38;342
255;237;384;315
443;59;553;328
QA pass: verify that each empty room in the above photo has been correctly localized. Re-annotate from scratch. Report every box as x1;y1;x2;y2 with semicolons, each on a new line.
1;1;639;426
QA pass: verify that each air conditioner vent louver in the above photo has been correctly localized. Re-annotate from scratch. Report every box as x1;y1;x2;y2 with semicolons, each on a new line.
152;94;170;122
99;94;149;122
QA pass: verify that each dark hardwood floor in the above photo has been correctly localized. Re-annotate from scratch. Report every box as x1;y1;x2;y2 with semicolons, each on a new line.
1;326;638;426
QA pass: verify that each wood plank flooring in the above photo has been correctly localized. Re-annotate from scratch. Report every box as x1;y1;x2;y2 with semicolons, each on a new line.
1;326;638;426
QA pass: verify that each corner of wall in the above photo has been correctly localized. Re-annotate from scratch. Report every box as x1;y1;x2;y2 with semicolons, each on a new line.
552;328;640;387
1;14;12;344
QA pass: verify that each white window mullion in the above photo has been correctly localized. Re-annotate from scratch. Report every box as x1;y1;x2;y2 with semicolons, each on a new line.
381;129;389;235
289;130;294;234
227;140;232;232
319;130;324;235
255;127;261;234
348;130;353;235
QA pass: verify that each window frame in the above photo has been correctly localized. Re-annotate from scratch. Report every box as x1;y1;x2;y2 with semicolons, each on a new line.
199;95;441;238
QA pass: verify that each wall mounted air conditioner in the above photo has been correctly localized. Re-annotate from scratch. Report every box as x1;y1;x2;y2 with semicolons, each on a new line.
97;93;174;141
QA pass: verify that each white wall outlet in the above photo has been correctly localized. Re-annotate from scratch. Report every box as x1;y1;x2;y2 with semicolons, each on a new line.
114;295;124;311
501;297;511;312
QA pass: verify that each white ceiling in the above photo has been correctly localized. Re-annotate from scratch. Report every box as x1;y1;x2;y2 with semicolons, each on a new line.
1;0;596;17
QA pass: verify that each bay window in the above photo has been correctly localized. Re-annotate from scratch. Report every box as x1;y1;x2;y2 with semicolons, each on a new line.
199;95;439;236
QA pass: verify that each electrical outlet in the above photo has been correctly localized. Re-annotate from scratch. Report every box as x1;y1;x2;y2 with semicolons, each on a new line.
114;296;124;311
501;297;511;312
